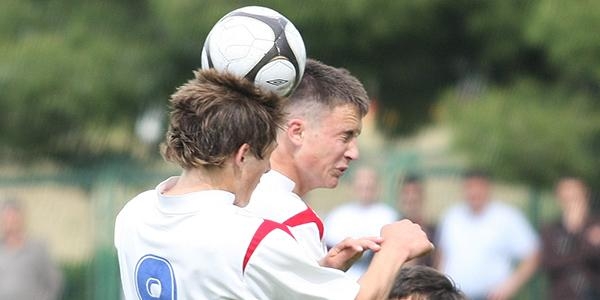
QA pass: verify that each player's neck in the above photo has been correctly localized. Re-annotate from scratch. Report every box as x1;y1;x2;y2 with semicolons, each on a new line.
166;168;233;195
269;149;310;198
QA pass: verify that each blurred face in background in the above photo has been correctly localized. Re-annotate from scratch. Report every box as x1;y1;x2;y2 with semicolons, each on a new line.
555;178;588;216
353;168;379;205
399;182;424;221
464;176;491;213
1;205;25;238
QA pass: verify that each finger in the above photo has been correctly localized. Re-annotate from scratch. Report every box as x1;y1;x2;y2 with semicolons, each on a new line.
334;237;383;253
352;245;364;252
357;236;384;244
352;239;382;252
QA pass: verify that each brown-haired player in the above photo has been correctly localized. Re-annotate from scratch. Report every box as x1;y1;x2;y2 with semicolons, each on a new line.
115;69;433;299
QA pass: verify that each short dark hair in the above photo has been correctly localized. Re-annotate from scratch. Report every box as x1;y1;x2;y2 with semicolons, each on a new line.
388;266;465;300
402;173;423;186
287;59;370;118
161;69;284;169
463;168;491;180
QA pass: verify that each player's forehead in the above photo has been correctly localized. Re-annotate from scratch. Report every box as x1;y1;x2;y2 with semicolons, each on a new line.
317;103;362;132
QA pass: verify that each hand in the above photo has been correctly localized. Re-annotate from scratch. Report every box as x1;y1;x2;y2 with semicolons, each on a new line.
487;279;519;300
380;219;433;261
320;236;383;271
586;225;600;247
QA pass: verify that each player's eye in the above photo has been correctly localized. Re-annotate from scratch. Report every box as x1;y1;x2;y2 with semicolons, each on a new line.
341;132;354;142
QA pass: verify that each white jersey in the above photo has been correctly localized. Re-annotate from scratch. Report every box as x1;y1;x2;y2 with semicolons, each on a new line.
115;177;359;300
246;171;327;261
324;202;398;280
437;200;539;298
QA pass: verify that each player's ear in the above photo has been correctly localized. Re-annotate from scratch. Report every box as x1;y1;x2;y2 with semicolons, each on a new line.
286;119;305;146
234;143;251;167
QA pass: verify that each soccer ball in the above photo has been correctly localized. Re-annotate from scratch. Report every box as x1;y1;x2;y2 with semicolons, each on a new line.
201;6;306;97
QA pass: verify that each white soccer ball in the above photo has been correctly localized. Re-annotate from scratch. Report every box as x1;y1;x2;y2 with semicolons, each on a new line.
201;6;306;97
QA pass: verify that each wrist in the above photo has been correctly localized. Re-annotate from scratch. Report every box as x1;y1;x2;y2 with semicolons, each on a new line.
374;244;410;268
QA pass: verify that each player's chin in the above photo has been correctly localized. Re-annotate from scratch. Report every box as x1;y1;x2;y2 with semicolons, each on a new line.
324;176;341;189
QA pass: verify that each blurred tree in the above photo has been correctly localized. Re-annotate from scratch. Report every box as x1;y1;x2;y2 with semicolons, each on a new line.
441;81;600;188
526;0;600;92
0;0;170;163
2;0;599;171
439;0;600;189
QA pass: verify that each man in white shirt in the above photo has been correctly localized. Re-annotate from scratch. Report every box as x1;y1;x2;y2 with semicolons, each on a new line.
324;167;399;279
115;69;434;299
436;170;539;300
247;59;388;271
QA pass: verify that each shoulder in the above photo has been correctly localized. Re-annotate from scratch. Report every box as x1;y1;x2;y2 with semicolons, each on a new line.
119;190;155;214
115;190;156;228
247;189;307;222
441;203;467;220
490;201;527;219
26;239;50;256
438;203;469;233
374;203;398;216
242;219;296;272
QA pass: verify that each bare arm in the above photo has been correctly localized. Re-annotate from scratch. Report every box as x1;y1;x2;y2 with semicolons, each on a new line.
487;250;540;300
320;237;383;271
355;220;434;300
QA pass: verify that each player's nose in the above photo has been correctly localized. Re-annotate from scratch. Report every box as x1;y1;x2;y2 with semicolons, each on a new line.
344;139;359;160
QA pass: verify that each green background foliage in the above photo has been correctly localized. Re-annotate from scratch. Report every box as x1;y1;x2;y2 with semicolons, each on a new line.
1;0;599;188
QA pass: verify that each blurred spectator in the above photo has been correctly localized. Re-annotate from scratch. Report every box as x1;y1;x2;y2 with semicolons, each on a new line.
324;167;398;280
388;265;465;300
436;170;539;300
540;176;600;300
0;199;62;300
397;174;435;266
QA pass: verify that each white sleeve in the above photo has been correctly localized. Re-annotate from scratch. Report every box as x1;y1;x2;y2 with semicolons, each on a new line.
245;230;360;300
507;208;539;259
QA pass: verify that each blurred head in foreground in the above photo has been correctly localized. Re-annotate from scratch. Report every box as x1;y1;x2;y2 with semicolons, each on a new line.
388;266;465;300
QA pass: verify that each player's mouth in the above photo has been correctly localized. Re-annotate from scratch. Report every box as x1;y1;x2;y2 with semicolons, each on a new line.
333;167;348;177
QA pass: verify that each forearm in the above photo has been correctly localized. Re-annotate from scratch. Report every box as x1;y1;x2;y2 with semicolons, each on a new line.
507;251;539;291
355;248;408;300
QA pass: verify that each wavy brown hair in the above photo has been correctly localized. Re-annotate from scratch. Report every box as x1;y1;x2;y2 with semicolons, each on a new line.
161;69;284;169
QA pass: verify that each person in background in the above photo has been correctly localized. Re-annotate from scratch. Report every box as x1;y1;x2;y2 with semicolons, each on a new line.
436;169;539;300
397;174;435;266
540;176;600;300
324;167;399;279
388;265;465;300
0;199;62;300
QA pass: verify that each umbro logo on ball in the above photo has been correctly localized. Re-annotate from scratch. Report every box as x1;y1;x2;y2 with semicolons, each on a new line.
266;79;289;86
